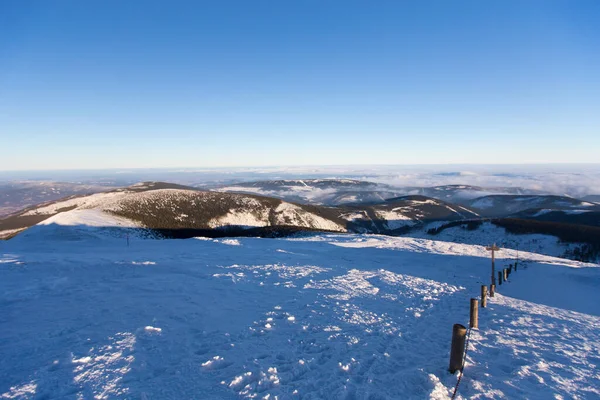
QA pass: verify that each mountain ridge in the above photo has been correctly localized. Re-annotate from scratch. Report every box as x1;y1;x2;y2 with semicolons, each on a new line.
0;182;477;239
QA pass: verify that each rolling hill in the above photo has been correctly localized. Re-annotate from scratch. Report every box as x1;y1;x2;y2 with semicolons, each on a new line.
465;194;599;218
1;183;478;240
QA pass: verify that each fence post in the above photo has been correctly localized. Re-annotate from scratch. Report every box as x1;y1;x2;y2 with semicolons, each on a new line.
498;271;503;285
514;262;518;271
503;268;508;281
449;324;467;374
490;284;495;297
470;298;479;328
481;285;487;308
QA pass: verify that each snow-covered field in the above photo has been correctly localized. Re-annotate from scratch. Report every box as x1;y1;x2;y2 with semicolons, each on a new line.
414;221;582;260
1;222;599;399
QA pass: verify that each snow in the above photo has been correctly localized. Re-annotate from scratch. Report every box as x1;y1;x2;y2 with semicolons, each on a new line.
408;199;439;206
37;209;138;228
375;210;415;230
274;202;344;232
0;228;26;239
340;211;368;222
22;192;128;216
416;221;581;260
144;326;162;334
208;210;268;229
1;228;599;399
563;209;592;215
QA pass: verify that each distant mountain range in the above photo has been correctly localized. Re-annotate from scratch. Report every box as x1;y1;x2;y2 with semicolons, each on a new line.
216;180;548;206
583;194;600;203
0;182;477;239
1;180;599;262
0;181;114;217
464;194;600;217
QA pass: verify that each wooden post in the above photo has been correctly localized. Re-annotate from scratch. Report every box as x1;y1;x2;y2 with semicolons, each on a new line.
498;271;503;285
490;284;495;297
503;268;508;281
449;324;467;374
514;262;517;271
470;298;479;328
486;244;500;286
481;285;487;307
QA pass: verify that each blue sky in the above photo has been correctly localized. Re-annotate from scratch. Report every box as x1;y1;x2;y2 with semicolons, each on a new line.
1;0;599;170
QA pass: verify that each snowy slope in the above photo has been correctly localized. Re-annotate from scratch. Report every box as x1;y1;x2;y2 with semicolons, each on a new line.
1;228;599;399
414;221;572;258
4;188;348;235
11;210;141;243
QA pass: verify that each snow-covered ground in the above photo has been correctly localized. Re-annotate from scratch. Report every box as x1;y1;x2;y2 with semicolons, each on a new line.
1;224;599;399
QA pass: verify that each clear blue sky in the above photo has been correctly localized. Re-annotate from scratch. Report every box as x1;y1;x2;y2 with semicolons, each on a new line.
1;0;599;170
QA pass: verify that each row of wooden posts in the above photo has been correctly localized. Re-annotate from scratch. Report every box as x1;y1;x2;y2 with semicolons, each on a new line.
448;261;518;374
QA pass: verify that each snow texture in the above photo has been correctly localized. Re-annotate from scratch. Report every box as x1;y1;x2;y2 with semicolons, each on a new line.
1;227;599;399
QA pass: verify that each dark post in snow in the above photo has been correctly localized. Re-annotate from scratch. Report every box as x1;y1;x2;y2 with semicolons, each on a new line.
514;262;517;271
486;244;500;286
503;268;508;281
470;298;479;328
498;271;503;285
449;324;467;374
481;285;488;307
490;284;496;297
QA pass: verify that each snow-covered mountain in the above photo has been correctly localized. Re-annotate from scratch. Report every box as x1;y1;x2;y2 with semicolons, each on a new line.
1;224;599;399
399;185;547;205
465;194;600;218
0;184;346;238
345;196;479;233
3;182;600;263
0;183;478;240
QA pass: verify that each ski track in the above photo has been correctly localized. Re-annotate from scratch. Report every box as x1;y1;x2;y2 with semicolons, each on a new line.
1;232;599;399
